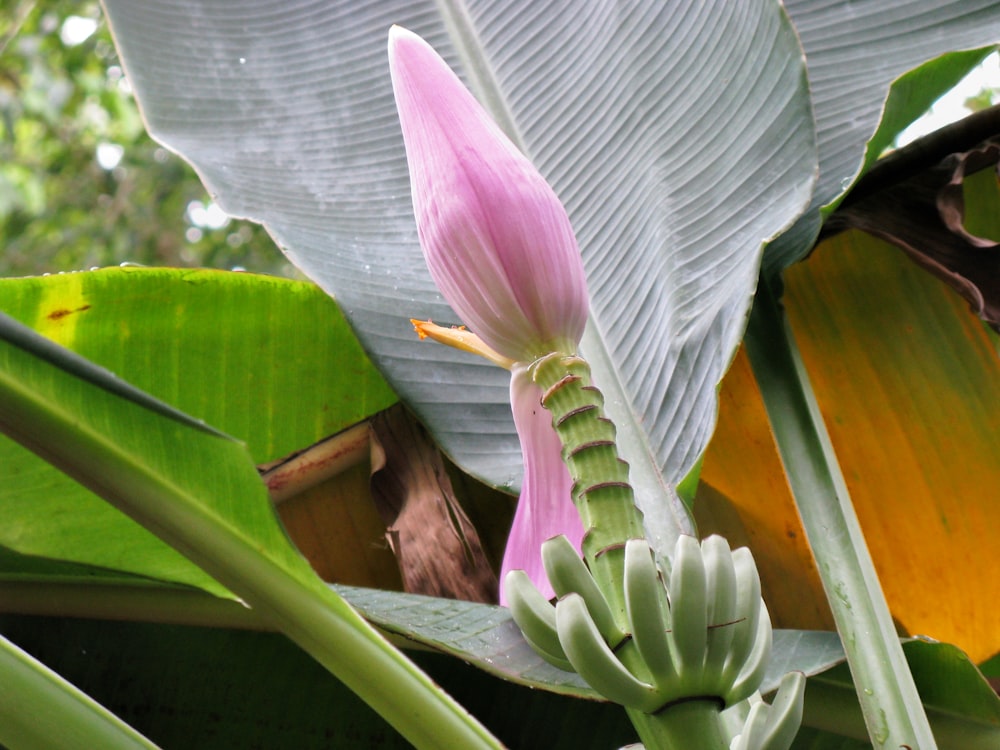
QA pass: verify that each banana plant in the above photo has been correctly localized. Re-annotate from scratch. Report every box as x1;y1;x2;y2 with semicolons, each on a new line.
1;1;999;749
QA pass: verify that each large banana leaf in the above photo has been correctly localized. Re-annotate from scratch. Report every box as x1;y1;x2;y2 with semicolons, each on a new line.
769;2;1000;273
101;0;819;556
0;304;502;748
101;0;1000;561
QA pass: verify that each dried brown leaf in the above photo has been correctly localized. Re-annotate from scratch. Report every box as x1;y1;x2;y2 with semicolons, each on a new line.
369;405;498;603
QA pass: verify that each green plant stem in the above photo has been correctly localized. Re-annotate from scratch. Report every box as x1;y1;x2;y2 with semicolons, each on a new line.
743;274;937;749
0;633;161;750
0;323;503;750
529;353;648;623
628;702;728;750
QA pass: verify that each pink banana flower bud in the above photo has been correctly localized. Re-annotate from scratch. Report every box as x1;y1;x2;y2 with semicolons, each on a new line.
388;25;588;364
388;26;587;602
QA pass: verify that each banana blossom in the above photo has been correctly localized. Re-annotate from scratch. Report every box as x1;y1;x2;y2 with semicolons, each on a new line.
389;25;588;601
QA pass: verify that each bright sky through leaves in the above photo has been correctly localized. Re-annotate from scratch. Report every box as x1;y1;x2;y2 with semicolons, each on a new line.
897;51;1000;145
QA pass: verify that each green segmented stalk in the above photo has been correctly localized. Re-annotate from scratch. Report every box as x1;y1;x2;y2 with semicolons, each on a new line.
529;352;647;620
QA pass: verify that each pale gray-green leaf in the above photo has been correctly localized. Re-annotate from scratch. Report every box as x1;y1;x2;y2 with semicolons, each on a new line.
101;1;816;555
768;1;1000;273
335;585;844;699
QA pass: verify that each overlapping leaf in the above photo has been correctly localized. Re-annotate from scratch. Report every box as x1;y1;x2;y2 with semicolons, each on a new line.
769;2;1000;273
101;0;818;557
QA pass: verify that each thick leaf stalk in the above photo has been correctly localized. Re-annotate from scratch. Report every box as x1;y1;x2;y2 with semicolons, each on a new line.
528;352;647;620
744;276;938;749
0;633;161;750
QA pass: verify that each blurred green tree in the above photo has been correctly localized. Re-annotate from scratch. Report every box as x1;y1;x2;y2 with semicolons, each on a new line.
0;0;291;277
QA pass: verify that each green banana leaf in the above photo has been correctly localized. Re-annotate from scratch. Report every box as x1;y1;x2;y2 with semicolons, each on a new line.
0;275;500;748
0;268;396;590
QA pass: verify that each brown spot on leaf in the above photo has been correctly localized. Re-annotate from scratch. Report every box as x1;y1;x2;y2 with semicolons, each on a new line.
47;304;92;320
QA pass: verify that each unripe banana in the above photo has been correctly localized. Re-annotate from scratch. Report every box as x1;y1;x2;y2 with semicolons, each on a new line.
624;539;677;688
729;671;805;750
721;547;762;690
703;535;738;695
504;569;573;671
730;701;770;750
756;671;805;750
725;600;773;707
667;534;709;677
555;593;662;713
542;535;624;645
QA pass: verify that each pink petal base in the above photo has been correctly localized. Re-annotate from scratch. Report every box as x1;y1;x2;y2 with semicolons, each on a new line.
499;366;585;604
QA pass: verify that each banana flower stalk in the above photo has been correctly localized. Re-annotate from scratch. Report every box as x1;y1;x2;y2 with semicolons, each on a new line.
388;25;588;601
388;27;804;750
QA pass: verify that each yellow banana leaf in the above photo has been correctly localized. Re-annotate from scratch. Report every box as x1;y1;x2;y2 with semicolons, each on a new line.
699;229;999;664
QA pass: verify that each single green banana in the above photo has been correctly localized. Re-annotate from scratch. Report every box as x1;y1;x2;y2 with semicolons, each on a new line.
702;535;739;695
667;534;709;678
729;671;805;750
542;534;625;645
555;593;662;713
504;569;572;671
624;538;678;690
756;671;805;750
725;600;773;707
730;700;771;750
720;547;762;690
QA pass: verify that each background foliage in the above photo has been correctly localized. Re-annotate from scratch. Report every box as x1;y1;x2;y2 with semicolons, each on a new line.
0;0;287;277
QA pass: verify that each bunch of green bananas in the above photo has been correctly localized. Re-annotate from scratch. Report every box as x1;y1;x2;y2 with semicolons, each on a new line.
505;534;804;749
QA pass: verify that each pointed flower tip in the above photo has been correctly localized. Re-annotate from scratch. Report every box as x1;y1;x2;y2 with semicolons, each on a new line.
389;27;589;364
387;24;417;61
